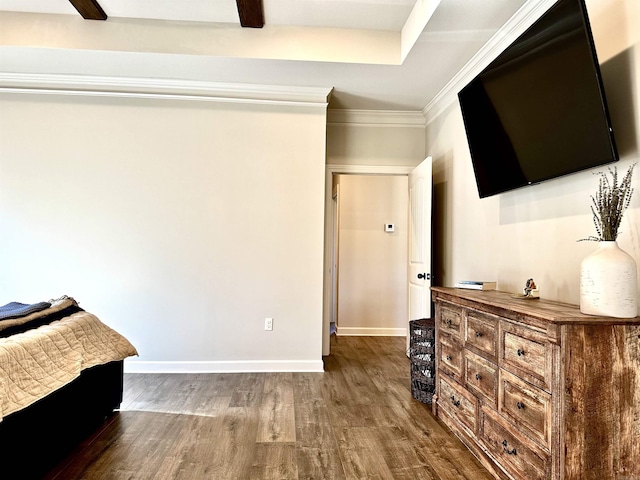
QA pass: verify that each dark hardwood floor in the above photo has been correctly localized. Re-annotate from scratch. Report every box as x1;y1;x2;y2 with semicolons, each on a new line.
46;336;492;479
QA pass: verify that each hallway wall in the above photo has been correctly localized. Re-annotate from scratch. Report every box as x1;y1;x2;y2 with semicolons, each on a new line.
336;174;409;336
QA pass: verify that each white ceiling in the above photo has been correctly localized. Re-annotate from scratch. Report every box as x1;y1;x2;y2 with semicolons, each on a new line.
0;0;530;111
0;0;422;30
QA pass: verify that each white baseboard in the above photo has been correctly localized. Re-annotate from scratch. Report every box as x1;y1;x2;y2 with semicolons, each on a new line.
124;359;324;374
336;327;406;337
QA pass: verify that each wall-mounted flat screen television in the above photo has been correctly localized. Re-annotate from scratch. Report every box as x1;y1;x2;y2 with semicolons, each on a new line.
458;0;618;198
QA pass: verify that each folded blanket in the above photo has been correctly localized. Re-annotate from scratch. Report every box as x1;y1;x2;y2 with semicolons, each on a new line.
0;297;82;338
0;311;138;421
0;301;51;321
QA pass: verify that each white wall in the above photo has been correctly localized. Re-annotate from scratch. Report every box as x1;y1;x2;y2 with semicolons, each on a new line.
327;115;426;167
0;91;328;372
336;174;408;336
426;0;640;306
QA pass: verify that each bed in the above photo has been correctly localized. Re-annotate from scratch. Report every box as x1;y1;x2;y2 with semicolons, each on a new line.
0;296;138;478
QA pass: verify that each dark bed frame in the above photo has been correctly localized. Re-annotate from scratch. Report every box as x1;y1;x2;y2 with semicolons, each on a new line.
0;360;124;479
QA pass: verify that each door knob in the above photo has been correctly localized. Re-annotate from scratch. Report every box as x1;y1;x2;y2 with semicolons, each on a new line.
417;273;430;280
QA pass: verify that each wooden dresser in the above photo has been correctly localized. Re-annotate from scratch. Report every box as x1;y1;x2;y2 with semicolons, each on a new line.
431;287;640;480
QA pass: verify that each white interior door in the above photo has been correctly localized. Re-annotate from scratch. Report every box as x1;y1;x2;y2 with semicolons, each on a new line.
407;157;432;351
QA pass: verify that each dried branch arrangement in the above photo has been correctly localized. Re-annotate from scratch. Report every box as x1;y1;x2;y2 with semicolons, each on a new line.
581;163;635;242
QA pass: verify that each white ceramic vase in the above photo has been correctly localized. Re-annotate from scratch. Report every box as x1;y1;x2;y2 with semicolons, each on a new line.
580;241;638;318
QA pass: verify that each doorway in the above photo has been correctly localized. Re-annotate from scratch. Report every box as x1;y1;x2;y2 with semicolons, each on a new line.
323;165;414;356
332;173;409;337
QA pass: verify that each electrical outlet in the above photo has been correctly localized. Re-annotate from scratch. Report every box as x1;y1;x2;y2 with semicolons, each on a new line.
264;317;273;331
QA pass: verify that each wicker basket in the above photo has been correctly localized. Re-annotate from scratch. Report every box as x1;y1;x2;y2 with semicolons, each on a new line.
409;318;436;404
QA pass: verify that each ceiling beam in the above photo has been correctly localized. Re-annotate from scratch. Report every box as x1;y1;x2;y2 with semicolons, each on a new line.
236;0;264;28
68;0;107;20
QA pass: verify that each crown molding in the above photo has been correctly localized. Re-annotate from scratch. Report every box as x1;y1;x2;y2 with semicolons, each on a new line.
422;0;557;125
327;109;426;127
0;72;333;107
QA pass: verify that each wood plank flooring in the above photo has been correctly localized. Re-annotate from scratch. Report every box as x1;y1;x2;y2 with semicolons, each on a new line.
46;336;493;480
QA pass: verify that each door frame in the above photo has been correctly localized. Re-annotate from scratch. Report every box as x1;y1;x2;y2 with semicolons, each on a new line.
323;164;414;356
330;183;340;336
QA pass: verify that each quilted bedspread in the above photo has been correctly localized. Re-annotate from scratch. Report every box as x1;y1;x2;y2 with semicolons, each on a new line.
0;311;138;422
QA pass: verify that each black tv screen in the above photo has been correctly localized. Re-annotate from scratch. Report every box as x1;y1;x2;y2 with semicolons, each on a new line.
458;0;618;198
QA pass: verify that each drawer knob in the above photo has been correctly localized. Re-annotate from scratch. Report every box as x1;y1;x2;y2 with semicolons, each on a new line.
517;401;525;410
475;331;483;337
445;355;452;361
502;440;517;456
475;373;482;381
517;349;526;357
450;395;461;407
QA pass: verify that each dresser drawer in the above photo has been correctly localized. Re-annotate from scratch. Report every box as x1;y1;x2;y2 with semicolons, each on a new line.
465;309;498;360
499;369;551;449
439;333;463;380
439;377;478;434
500;322;552;391
479;407;549;480
439;302;463;339
464;350;498;408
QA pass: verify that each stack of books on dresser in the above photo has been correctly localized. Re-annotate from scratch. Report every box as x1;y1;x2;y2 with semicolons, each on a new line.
454;280;496;290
